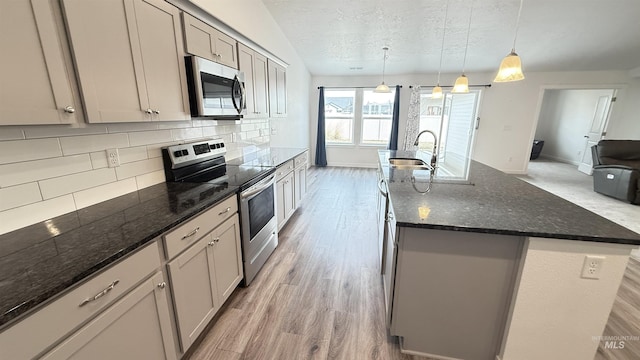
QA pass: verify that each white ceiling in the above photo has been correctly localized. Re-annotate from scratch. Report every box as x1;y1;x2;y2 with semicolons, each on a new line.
261;0;640;76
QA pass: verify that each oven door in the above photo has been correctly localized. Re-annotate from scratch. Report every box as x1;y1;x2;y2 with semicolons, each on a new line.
189;56;246;117
240;173;278;285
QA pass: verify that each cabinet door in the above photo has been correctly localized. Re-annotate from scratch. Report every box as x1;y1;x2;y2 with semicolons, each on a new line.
0;0;78;125
213;31;238;69
41;272;177;360
238;44;256;117
294;165;307;207
63;0;151;122
168;234;219;351
211;215;243;303
135;0;189;121
253;52;269;117
276;171;295;230
267;60;287;118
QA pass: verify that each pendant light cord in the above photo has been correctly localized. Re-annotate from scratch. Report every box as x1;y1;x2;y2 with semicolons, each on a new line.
436;0;449;84
382;47;388;83
461;0;474;73
512;0;524;51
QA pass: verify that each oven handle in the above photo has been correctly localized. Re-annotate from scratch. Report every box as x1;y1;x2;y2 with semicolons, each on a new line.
241;174;276;200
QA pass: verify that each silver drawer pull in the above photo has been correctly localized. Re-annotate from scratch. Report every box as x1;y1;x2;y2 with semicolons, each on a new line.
218;207;231;216
79;280;120;307
158;282;166;289
181;227;200;240
213;237;220;243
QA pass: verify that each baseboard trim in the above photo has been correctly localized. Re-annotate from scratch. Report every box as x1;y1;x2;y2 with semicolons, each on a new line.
398;337;464;360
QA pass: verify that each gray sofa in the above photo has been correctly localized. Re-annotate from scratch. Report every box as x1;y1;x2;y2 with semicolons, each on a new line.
591;140;640;204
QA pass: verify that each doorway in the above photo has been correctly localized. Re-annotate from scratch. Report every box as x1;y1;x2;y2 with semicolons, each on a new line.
533;88;616;174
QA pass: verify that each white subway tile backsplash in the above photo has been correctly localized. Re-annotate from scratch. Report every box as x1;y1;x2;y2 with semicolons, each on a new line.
0;138;61;164
157;121;192;130
39;168;117;200
0;182;42;211
0;154;92;187
129;130;172;146
119;146;148;164
146;142;176;159
23;125;108;139
135;170;166;189
0;128;25;141
171;127;203;141
73;178;137;210
201;126;219;137
107;122;158;133
60;133;129;155
90;151;108;169
115;157;163;180
0;195;76;235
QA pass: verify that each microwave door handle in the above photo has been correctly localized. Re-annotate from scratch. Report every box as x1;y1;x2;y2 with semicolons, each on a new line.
240;78;246;112
231;76;242;115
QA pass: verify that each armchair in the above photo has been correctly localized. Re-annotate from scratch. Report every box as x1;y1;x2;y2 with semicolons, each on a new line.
591;140;640;204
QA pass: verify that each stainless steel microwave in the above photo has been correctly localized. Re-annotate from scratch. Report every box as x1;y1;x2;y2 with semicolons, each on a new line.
185;56;246;119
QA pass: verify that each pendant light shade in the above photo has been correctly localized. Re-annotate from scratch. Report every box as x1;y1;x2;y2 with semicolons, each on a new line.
432;0;449;99
431;85;443;99
494;0;525;82
494;50;524;82
374;46;391;93
452;74;469;93
453;0;473;94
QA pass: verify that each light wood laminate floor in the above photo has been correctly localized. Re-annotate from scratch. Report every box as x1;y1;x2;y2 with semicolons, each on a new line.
188;167;430;360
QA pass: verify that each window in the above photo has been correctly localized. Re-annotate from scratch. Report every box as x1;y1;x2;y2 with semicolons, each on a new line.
324;89;355;143
324;88;395;145
418;90;481;181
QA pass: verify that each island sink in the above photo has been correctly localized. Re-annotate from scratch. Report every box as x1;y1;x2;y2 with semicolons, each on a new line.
388;157;432;171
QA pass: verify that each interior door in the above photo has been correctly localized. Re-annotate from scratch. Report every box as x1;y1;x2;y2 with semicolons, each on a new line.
577;92;614;174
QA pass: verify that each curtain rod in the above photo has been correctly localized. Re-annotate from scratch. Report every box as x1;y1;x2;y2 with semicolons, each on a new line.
317;85;403;89
409;84;491;88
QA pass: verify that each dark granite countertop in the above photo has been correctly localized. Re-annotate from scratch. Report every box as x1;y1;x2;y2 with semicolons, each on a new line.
0;181;238;329
227;147;308;167
379;150;640;246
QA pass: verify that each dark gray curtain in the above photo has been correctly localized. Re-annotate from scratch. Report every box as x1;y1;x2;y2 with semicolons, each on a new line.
315;87;328;166
387;85;401;150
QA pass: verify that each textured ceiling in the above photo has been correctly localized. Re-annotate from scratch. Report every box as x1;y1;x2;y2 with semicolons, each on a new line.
261;0;640;76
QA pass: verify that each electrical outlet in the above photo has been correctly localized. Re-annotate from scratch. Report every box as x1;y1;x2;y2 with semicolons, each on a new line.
106;148;120;168
581;255;605;279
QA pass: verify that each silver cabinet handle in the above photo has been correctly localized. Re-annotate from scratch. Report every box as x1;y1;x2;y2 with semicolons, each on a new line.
213;237;220;243
79;280;120;307
145;109;153;114
153;109;160;115
181;227;200;240
218;207;231;216
64;106;75;113
158;282;166;289
208;241;214;246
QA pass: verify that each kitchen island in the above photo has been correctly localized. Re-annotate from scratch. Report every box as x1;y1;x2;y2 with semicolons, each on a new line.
377;150;640;360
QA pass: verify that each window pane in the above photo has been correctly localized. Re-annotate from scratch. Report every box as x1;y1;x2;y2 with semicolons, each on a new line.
361;89;395;145
325;89;355;143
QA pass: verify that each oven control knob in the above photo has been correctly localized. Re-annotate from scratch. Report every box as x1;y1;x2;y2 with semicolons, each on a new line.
173;151;182;157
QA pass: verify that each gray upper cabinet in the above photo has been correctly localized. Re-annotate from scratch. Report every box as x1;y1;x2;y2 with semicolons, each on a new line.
62;0;190;123
238;43;269;118
267;60;287;118
182;12;238;69
0;0;80;125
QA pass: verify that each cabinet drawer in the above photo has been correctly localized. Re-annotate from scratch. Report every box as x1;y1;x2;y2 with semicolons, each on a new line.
163;195;238;260
275;160;294;181
0;241;161;360
294;151;308;168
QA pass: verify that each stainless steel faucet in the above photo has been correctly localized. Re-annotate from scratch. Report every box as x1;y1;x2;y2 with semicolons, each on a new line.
413;130;438;171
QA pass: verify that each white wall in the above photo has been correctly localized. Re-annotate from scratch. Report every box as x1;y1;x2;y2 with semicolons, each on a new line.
606;77;640;139
0;0;311;235
311;70;637;172
535;89;615;165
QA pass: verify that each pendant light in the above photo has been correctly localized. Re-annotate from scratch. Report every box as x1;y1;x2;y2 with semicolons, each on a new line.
374;46;391;93
452;0;474;94
432;0;450;99
494;0;525;82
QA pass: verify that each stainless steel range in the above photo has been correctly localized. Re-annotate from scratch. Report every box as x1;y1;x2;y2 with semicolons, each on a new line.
162;139;277;285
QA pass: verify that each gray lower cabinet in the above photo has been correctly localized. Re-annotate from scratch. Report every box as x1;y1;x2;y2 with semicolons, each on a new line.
41;271;177;360
276;170;295;230
390;227;522;360
167;214;242;352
